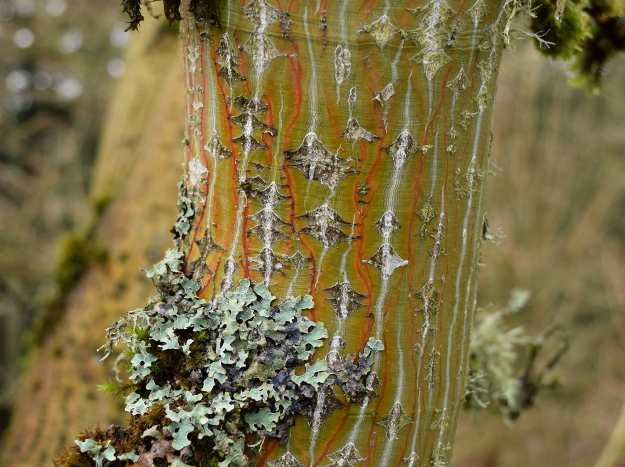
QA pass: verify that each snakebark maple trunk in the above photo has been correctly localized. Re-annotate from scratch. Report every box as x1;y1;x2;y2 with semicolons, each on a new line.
177;0;504;465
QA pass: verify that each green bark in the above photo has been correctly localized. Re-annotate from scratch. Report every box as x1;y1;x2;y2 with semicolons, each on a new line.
172;0;507;465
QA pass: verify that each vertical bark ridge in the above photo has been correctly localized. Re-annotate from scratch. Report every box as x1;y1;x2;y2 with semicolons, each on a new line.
178;0;504;464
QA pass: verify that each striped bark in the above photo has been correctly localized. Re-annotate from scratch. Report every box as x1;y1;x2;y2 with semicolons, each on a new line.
178;0;505;465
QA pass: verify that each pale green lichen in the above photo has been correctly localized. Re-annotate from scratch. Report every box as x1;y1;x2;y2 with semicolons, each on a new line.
465;289;568;420
104;263;329;465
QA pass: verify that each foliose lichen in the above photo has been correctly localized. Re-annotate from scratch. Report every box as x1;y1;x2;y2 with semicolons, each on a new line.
94;249;332;466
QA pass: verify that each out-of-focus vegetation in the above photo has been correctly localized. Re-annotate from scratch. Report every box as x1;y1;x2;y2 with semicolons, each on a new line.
0;1;624;466
0;0;131;436
455;44;625;466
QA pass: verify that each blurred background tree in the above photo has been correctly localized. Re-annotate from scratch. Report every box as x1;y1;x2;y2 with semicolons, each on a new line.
0;0;624;466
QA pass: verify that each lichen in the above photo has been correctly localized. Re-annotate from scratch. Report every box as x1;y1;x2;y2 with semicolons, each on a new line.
95;252;331;466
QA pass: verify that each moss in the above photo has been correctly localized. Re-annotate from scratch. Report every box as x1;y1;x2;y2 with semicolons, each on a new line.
530;0;625;91
121;0;225;32
31;193;112;346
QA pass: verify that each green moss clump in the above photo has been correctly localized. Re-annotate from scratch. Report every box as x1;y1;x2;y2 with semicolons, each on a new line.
530;0;625;91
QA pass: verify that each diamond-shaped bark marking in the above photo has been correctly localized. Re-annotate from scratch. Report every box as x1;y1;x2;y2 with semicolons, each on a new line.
251;182;290;208
248;208;290;245
446;68;469;101
382;131;422;168
341;117;380;142
409;48;451;80
298;205;357;248
226;95;270;115
407;1;456;80
326;443;366;467
284;133;356;189
356;15;403;49
250;247;288;280
216;33;245;85
283;251;312;270
241;33;285;73
230;114;268;132
407;1;455;24
374;211;401;239
217;66;246;85
324;281;367;319
306;385;346;432
268;452;304;467
375;401;413;439
363;244;408;280
466;0;488;26
243;0;281;33
204;133;232;160
217;33;240;65
416;196;438;239
414;279;440;316
232;134;267;154
194;228;225;255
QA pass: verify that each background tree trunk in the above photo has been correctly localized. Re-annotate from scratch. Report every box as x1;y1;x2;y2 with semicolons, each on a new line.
0;18;183;467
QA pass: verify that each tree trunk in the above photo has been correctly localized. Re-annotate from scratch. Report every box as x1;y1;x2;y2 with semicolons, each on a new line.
2;0;509;465
174;0;505;465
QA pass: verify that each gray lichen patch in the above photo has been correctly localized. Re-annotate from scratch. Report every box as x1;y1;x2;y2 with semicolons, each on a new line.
416;196;438;239
382;131;423;168
298;205;358;249
334;45;352;85
375;401;413;439
341;118;380;142
373;211;401;239
284;133;357;189
188;157;209;188
363;244;408;280
357;15;404;49
99;242;331;466
323;281;367;320
325;338;383;404
325;442;366;466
